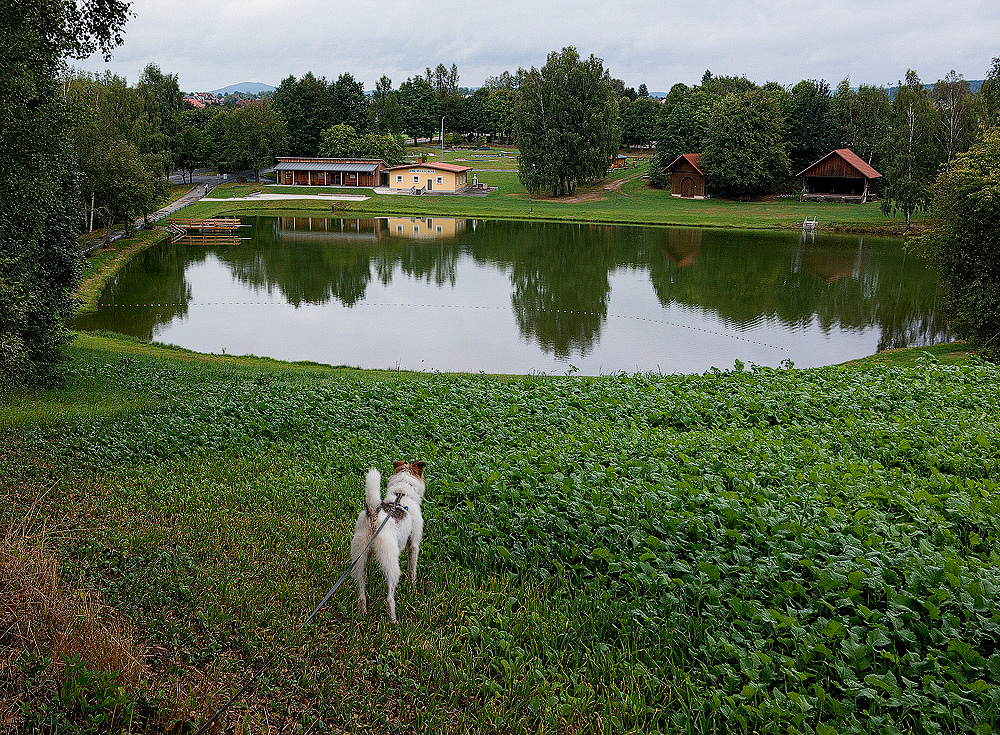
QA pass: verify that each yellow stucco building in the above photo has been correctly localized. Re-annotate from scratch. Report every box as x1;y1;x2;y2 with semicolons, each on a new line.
385;162;472;193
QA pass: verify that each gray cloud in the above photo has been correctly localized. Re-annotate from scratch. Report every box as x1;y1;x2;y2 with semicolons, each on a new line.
77;0;1000;91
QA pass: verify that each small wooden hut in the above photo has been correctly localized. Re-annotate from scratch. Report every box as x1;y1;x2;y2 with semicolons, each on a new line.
797;149;882;203
662;154;707;199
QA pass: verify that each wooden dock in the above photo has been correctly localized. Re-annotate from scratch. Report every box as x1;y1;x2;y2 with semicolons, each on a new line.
167;218;247;242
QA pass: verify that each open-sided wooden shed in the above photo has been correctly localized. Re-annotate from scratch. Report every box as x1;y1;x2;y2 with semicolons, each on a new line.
662;153;707;199
797;149;881;203
275;158;389;188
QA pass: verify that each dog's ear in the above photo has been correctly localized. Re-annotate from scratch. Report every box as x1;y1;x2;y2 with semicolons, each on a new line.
410;461;426;477
393;460;406;473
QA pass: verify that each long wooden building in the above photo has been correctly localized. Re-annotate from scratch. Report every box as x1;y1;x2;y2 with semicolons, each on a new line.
275;158;389;187
797;149;882;203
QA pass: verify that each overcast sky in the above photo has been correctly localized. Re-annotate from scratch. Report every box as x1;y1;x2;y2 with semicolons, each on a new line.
77;0;999;93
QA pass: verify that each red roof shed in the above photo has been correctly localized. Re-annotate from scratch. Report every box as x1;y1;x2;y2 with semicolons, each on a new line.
797;149;882;203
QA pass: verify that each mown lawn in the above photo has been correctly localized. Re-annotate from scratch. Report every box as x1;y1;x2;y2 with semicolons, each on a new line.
2;333;998;734
187;148;921;234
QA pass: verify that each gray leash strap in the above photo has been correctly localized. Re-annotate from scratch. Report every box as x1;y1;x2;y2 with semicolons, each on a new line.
193;502;405;735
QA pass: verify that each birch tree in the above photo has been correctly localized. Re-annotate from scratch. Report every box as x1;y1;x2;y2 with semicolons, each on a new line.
881;70;937;230
516;47;620;197
933;70;973;172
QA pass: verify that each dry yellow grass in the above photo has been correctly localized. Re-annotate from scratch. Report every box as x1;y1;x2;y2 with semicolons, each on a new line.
0;523;225;733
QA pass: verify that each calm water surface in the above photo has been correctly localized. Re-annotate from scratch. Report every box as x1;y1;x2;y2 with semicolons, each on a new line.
74;216;949;374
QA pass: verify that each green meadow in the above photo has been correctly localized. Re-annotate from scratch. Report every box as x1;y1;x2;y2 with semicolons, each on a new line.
3;329;997;734
184;149;921;234
0;154;975;734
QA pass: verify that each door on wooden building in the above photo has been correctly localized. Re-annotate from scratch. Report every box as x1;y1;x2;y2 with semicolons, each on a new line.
427;179;433;191
681;176;696;198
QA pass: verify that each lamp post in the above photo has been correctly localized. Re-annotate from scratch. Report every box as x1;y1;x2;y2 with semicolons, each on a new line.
441;116;445;161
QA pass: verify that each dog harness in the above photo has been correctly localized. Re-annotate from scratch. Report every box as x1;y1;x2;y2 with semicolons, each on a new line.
367;493;407;533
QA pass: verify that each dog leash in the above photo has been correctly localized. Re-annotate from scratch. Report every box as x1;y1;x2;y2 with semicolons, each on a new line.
193;500;407;735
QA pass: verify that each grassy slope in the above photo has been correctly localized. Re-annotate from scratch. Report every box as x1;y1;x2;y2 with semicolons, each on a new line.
2;334;997;734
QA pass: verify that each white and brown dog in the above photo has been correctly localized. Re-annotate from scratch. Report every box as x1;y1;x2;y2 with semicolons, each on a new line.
350;461;426;623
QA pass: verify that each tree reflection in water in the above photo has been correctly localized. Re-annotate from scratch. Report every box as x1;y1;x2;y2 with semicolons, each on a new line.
74;216;949;370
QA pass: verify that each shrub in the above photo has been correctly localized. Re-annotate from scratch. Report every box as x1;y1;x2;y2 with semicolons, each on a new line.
920;126;1000;355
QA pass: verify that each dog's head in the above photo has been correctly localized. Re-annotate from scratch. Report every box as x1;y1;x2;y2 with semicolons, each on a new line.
389;460;426;500
392;460;425;479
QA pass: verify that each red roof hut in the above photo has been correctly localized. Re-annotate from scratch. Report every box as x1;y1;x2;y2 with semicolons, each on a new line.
662;154;707;199
797;149;882;203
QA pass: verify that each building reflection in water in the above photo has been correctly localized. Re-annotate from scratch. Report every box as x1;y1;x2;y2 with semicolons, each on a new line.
276;216;466;241
661;228;703;267
385;217;466;239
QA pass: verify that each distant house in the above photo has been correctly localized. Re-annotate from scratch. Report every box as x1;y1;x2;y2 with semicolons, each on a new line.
609;154;629;170
797;149;882;203
384;162;473;194
275;158;389;187
662;154;708;199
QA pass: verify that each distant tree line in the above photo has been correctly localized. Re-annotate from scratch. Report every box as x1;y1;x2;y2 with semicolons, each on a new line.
7;0;1000;392
642;65;999;222
62;53;1000;216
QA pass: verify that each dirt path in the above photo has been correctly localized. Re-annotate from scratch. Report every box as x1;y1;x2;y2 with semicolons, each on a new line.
515;171;646;204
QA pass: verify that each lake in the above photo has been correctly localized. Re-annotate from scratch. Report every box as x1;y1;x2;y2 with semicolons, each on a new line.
74;216;949;375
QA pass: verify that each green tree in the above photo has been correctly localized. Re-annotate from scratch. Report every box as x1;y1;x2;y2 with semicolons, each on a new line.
215;101;287;181
332;73;369;134
975;57;1000;132
654;83;712;164
369;75;402;135
357;132;404;165
65;70;173;229
399;76;439;144
485;87;517;144
831;79;891;168
272;72;335;155
933;70;974;171
318;123;360;157
426;63;464;138
516;47;620;196
920;126;1000;352
881;70;937;230
460;86;490;140
785;79;838;172
620;95;659;149
1;0;131;388
137;62;184;174
702;88;791;197
89;139;168;235
176;123;214;182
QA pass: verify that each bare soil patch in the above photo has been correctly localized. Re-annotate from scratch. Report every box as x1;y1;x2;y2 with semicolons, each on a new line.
507;172;645;204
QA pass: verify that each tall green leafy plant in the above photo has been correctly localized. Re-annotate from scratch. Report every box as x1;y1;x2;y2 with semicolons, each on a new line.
702;88;791;197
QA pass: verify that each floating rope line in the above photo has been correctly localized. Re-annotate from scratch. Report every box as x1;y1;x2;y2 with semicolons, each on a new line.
95;301;790;351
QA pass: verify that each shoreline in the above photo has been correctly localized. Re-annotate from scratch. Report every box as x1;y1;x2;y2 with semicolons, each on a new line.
179;197;920;236
75;230;966;374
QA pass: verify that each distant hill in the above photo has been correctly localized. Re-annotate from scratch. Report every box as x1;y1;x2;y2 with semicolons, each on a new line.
888;80;983;100
208;82;275;96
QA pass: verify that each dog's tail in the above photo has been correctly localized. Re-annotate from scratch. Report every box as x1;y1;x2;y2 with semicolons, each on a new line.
364;467;382;518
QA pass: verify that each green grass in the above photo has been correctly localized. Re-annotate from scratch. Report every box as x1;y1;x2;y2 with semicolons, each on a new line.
168;183;195;203
2;333;998;734
192;152;921;233
76;229;172;314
